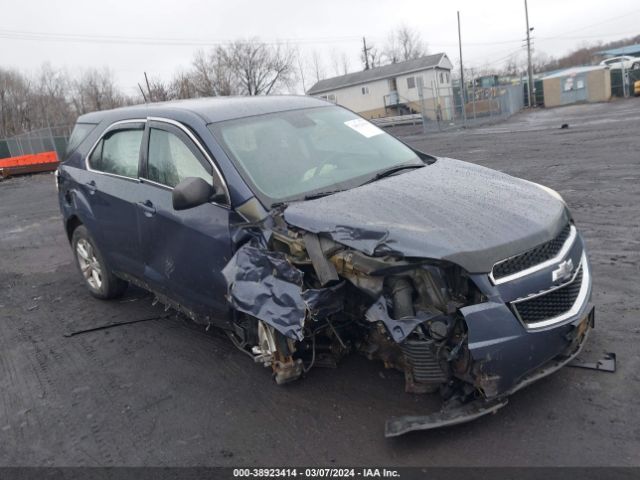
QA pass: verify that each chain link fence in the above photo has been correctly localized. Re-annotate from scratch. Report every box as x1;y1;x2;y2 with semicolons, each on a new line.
0;126;71;160
374;82;525;134
610;68;640;97
3;84;529;157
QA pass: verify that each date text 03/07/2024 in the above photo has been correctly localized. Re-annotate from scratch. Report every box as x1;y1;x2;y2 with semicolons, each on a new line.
232;468;400;478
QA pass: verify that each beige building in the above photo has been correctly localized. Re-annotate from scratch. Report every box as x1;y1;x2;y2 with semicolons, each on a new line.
307;53;454;121
541;66;611;108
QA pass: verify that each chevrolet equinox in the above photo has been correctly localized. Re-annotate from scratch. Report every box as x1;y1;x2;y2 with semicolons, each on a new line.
56;96;594;436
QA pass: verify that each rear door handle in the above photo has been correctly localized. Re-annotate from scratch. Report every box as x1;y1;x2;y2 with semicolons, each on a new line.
85;180;97;194
137;200;156;217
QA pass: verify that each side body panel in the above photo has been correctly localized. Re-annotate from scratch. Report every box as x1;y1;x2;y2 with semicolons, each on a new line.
82;172;144;277
136;119;234;319
136;180;233;317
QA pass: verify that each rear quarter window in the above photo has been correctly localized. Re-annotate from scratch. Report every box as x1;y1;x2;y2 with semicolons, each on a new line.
65;123;97;157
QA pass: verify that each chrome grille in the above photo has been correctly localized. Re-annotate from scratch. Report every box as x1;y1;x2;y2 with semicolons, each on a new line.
492;223;572;282
512;265;583;326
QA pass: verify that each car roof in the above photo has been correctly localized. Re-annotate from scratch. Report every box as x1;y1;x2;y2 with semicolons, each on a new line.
77;95;332;125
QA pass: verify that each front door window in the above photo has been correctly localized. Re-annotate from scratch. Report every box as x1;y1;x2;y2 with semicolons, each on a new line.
147;128;213;188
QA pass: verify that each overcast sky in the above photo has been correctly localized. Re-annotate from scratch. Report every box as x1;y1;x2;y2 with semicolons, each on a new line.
2;0;639;95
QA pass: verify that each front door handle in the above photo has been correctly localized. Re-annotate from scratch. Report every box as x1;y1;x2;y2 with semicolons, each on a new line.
137;200;156;217
85;180;97;194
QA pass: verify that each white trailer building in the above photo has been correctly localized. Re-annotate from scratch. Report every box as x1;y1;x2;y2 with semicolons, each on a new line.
307;53;455;121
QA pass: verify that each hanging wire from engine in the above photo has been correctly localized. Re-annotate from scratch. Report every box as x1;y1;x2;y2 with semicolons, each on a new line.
302;330;317;373
226;330;256;359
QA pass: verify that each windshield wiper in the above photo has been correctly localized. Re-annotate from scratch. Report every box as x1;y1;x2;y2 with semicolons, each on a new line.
362;164;425;186
299;164;424;201
304;189;346;201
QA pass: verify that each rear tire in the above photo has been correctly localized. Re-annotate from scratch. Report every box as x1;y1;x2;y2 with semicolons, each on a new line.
71;225;128;299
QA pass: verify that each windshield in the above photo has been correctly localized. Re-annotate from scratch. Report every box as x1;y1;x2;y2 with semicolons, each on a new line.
209;106;422;206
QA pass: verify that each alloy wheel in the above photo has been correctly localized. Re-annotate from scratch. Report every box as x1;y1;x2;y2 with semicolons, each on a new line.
76;238;103;290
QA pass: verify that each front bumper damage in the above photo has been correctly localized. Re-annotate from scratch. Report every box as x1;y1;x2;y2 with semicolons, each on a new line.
222;197;594;435
385;307;594;437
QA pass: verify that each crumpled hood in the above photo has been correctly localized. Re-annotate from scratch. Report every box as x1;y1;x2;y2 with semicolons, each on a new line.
283;157;570;273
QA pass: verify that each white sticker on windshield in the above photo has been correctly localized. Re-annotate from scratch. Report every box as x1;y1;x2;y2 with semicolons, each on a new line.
344;118;384;138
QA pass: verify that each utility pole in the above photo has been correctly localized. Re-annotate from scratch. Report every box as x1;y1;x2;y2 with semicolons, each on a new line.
362;37;370;70
525;0;534;108
144;72;152;102
457;11;467;123
138;83;148;103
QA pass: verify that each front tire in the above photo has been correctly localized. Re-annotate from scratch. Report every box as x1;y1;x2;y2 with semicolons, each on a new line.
71;225;128;299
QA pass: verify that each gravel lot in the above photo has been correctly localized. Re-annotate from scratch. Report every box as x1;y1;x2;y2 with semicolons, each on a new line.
1;98;639;466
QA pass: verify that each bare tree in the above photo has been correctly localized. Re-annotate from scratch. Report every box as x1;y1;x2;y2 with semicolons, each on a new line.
1;65;130;137
302;50;327;92
222;39;297;95
310;50;325;83
360;42;382;70
141;40;298;100
360;44;382;69
531;52;554;74
71;68;124;115
170;71;198;99
0;68;32;136
340;53;351;76
330;50;351;76
191;50;216;96
502;54;524;77
368;46;382;69
383;25;428;64
296;50;307;93
33;64;74;128
191;49;237;97
144;75;172;102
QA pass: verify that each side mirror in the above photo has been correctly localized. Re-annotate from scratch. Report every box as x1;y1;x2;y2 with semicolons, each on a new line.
172;177;215;211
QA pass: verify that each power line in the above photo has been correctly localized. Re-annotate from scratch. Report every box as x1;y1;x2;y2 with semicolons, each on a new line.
465;46;524;68
0;27;531;48
1;6;638;73
435;8;640;48
1;7;638;49
537;30;640;42
539;8;640;40
0;28;365;46
428;39;523;47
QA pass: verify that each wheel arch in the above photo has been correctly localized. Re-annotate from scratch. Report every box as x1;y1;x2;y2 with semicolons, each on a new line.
65;215;83;243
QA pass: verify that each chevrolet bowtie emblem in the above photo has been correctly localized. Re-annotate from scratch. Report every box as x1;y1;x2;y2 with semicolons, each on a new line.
552;258;574;283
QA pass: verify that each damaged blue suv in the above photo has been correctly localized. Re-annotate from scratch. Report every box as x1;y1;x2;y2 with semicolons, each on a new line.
57;96;594;436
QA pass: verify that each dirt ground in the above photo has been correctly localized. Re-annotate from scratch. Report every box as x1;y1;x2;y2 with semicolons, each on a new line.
1;98;639;467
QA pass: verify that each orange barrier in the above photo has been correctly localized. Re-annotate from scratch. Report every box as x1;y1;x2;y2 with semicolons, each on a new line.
0;151;59;178
0;151;58;168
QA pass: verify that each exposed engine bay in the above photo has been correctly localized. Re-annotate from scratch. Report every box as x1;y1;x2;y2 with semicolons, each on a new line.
223;208;497;422
220;195;593;437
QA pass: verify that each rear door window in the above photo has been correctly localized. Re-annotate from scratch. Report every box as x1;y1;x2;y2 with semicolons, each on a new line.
88;127;143;178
